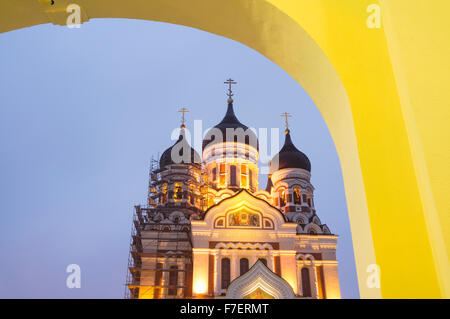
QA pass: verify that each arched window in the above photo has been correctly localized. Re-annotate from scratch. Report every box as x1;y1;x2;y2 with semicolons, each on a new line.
240;164;248;187
212;166;217;181
221;258;231;290
154;262;163;298
230;165;237;186
161;184;168;204
168;265;178;296
301;268;312;297
174;183;183;202
240;258;249;275
219;163;226;185
293;187;302;205
279;189;286;207
189;185;195;205
307;189;312;206
249;169;253;188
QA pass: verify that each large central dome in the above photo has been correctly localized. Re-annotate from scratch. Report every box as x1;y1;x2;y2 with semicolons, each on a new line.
202;100;259;151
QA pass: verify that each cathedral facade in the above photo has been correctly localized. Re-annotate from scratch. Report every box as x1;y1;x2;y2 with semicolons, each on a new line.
125;83;340;299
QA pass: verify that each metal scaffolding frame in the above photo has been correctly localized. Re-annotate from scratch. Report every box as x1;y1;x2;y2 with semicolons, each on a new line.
124;205;194;299
123;151;218;299
124;156;200;299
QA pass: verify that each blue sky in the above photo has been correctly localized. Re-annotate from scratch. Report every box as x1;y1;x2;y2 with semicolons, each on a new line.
0;19;359;298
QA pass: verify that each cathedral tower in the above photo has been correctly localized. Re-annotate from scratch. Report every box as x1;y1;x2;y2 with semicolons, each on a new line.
202;79;259;193
268;125;331;235
126;113;201;299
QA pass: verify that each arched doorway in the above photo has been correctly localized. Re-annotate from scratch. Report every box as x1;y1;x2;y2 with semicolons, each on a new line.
226;260;295;299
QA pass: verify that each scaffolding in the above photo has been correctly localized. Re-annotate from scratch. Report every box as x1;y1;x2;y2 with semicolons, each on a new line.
147;155;160;207
124;205;193;299
123;153;216;299
124;155;200;299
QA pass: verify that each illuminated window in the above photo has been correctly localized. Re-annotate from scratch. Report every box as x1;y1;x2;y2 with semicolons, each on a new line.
174;183;183;202
219;163;226;185
301;268;312;297
240;258;249;275
221;258;231;289
189;185;195;205
279;189;286;207
240;164;248;188
230;165;237;186
168;265;178;296
154;263;163;298
199;186;208;209
293;187;302;205
249;169;253;188
200;197;207;209
161;184;168;204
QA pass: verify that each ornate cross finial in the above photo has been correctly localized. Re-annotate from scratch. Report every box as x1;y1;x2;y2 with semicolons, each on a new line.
178;107;189;128
281;112;292;132
224;78;237;102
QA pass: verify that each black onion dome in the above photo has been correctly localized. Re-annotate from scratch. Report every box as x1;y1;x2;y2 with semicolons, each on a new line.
202;101;259;151
159;129;201;168
270;130;311;172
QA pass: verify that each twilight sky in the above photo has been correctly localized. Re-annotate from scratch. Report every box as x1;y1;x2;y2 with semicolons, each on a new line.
0;19;359;298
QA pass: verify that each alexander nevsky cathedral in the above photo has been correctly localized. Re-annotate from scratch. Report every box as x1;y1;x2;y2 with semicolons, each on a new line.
125;80;341;299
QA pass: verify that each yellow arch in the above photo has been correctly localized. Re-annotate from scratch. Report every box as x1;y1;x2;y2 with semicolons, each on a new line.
1;0;449;298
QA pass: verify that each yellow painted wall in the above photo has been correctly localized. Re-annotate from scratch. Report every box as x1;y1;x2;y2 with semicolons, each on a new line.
192;249;210;297
279;253;299;295
1;0;448;298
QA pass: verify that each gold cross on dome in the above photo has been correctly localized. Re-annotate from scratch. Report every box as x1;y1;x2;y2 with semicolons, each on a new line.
224;78;237;99
178;107;189;127
281;112;292;130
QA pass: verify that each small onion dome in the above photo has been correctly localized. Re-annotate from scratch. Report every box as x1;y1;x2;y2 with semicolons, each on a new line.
270;129;311;172
159;129;201;168
202;100;259;151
